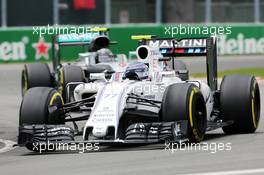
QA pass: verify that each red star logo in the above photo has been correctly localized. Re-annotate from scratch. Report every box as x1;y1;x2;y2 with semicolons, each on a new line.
32;37;51;60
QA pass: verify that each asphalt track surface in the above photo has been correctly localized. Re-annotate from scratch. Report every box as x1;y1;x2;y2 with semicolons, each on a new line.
0;55;264;175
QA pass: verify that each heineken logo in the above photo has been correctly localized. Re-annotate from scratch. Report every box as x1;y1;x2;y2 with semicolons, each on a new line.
0;37;28;61
218;33;264;55
0;36;52;61
32;37;51;60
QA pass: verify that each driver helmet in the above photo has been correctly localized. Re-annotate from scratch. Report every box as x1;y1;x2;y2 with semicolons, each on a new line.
96;48;113;63
124;62;149;80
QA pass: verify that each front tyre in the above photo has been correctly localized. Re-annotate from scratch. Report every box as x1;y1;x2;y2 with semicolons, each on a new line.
19;87;65;125
161;83;207;142
220;75;261;134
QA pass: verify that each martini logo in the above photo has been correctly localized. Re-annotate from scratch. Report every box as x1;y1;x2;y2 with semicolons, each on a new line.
147;39;206;48
32;37;51;60
0;37;27;61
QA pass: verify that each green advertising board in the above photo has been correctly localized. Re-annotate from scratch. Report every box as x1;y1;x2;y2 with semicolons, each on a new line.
0;24;263;63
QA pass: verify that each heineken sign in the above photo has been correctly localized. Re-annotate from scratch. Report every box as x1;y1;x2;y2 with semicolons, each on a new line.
218;33;264;55
0;37;27;61
0;37;52;61
0;24;264;63
0;29;54;62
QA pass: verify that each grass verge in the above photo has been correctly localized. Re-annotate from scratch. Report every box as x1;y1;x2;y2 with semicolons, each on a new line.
191;67;264;78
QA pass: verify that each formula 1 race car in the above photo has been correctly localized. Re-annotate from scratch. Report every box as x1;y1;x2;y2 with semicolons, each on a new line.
21;27;127;101
18;36;261;152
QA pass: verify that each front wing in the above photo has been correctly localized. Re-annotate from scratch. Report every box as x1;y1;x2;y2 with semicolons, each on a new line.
17;121;188;151
17;120;233;151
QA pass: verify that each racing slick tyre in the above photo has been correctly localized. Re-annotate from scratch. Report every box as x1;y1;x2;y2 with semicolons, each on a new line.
170;60;189;81
220;75;260;134
19;87;65;126
60;65;84;102
21;63;52;96
161;83;207;142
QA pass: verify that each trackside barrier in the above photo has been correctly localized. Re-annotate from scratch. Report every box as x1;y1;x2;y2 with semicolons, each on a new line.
0;24;264;63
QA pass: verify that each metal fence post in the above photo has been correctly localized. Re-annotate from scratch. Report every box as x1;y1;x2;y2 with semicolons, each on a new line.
53;0;59;24
254;0;260;23
205;0;212;23
1;0;7;27
105;0;111;25
156;0;162;23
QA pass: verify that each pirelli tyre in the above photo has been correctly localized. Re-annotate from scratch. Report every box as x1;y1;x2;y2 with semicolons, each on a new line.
174;60;189;81
19;87;65;126
59;65;84;102
220;75;260;134
161;83;207;142
21;63;52;96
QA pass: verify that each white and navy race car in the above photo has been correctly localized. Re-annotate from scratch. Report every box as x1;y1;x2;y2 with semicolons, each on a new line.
18;36;261;151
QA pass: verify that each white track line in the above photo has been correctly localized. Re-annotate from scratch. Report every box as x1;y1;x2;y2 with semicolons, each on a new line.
0;139;16;153
184;168;264;175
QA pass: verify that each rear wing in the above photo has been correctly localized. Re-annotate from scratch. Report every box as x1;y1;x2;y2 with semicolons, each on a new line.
55;27;111;46
56;33;102;46
145;38;207;57
55;27;109;46
132;35;218;91
52;27;116;72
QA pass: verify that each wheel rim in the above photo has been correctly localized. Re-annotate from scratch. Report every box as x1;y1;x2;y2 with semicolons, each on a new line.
194;96;207;134
49;92;64;106
188;88;207;142
252;81;260;129
48;92;64;124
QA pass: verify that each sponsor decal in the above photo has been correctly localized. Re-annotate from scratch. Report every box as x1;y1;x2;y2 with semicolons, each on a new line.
147;39;207;48
57;32;100;43
91;118;113;123
93;113;115;118
143;94;155;99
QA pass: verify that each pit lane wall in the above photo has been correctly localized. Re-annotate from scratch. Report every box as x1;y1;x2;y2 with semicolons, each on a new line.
0;24;264;63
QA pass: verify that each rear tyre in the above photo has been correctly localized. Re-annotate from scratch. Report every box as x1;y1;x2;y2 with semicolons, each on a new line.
60;65;84;102
161;83;207;142
19;87;65;125
21;63;52;96
220;75;260;134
